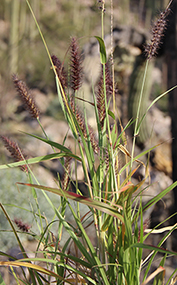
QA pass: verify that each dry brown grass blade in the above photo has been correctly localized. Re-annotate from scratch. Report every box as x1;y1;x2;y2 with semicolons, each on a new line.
118;144;145;167
145;223;177;234
141;266;165;285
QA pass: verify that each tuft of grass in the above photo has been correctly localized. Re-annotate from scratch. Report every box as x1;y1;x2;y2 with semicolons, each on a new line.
0;0;177;284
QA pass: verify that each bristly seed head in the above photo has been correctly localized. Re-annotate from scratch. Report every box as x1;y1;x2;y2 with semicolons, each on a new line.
12;74;40;119
145;7;171;59
70;99;99;154
96;70;105;128
61;155;72;191
14;218;31;232
51;55;68;89
70;37;83;92
0;136;28;172
96;62;115;128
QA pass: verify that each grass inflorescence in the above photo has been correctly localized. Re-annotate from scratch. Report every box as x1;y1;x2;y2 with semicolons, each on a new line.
12;74;40;119
145;5;171;59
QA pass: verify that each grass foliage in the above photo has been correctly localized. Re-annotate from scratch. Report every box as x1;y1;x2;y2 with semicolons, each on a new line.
0;0;177;284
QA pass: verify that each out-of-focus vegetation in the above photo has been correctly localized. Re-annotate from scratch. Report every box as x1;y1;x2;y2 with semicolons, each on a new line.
0;0;168;146
0;0;167;88
0;0;169;170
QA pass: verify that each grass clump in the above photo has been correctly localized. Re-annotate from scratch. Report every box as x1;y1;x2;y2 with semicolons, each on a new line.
0;1;177;284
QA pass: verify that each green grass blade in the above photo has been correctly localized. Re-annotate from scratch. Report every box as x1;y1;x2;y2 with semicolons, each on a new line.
66;201;109;284
142;181;177;213
166;267;177;285
17;182;124;223
0;272;6;285
95;36;107;64
131;243;177;257
0;152;81;170
138;85;177;132
21;132;75;154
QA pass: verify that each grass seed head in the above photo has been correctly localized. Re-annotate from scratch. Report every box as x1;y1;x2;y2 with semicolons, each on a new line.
0;136;28;172
70;99;99;154
14;218;31;232
12;74;40;119
51;55;68;89
70;37;83;92
62;155;72;191
145;7;171;59
96;62;114;128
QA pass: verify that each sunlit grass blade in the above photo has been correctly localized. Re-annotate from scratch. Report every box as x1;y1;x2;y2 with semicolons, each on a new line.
95;36;107;64
132;243;177;257
17;182;124;223
0;152;81;170
137;85;177;135
21;132;75;153
3;258;97;285
142;181;177;213
0;260;68;283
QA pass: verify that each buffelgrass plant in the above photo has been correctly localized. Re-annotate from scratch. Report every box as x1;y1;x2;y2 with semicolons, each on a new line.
0;0;177;284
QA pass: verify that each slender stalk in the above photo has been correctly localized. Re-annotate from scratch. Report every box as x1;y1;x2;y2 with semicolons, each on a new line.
10;266;20;285
110;0;115;113
130;60;149;170
26;0;77;136
19;1;27;39
10;0;20;74
37;118;55;148
101;1;105;39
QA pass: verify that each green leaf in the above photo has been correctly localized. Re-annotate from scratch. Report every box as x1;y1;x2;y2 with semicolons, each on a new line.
142;181;177;213
0;272;6;285
21;132;72;153
95;36;107;64
0;152;81;170
137;85;177;133
101;214;114;231
18;183;124;223
108;109;115;120
131;243;177;257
